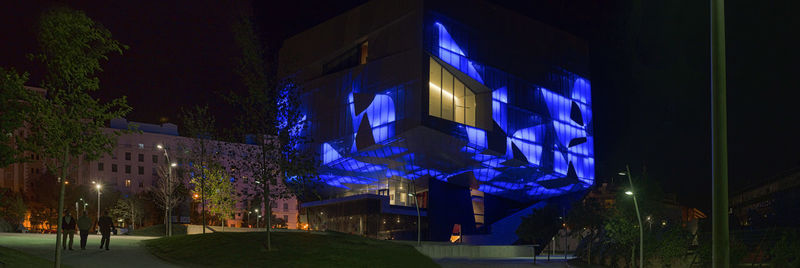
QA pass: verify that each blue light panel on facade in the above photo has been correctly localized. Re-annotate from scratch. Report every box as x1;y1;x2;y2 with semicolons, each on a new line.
464;125;487;148
322;143;342;165
434;22;484;84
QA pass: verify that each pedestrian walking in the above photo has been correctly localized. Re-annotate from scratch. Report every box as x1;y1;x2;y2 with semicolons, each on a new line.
77;211;91;250
61;210;76;250
98;210;114;250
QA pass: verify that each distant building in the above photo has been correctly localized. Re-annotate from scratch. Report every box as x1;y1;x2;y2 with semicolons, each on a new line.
1;103;299;229
280;0;594;243
730;168;800;228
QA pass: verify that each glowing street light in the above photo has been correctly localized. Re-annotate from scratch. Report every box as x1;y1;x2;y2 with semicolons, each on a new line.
620;166;643;268
92;181;102;224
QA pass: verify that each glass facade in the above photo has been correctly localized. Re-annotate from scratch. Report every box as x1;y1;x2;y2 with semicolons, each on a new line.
311;18;592;206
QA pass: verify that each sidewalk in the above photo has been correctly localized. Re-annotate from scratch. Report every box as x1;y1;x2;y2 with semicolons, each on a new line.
0;233;177;268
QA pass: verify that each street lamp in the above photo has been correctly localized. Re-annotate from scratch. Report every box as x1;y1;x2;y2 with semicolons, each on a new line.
158;144;176;237
93;181;102;225
619;166;643;268
255;209;260;229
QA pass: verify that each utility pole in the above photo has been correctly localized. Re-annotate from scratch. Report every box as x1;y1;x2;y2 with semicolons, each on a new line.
711;0;730;266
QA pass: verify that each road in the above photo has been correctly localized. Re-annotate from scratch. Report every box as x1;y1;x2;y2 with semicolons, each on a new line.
0;233;178;268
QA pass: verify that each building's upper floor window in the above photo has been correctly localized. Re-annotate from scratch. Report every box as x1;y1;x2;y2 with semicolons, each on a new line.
125;179;131;187
112;164;118;173
138;143;144;149
138;166;144;175
138;153;144;162
429;57;476;126
359;42;368;64
152;155;158;164
283;203;289;212
125;152;131;161
98;163;104;171
125;165;131;174
322;41;368;75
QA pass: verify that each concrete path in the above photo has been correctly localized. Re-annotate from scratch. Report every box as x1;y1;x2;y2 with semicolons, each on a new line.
0;233;178;268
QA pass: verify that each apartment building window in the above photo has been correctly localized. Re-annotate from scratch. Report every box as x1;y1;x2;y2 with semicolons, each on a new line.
98;163;104;171
112;164;118;172
152;155;158;163
138;143;144;149
283;215;288;223
111;153;117;160
138;166;144;175
138;181;143;188
125;165;131;174
125;179;131;187
283;203;288;212
125;152;131;160
152;167;157;176
138;154;144;162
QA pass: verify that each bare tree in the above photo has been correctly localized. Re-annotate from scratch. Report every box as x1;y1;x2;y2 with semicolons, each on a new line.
151;165;184;235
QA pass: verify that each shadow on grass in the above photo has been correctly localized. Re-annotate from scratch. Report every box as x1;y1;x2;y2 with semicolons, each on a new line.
144;231;439;268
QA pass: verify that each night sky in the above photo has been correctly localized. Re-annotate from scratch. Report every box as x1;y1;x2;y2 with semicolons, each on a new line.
2;0;798;210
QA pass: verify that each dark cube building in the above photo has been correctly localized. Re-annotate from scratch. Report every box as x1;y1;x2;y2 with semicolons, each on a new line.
279;0;593;244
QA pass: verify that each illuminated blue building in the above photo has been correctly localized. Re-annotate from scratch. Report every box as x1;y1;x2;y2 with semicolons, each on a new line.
279;0;593;244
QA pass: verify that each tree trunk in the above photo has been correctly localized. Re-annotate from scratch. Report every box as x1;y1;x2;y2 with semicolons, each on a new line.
265;180;271;251
53;150;69;268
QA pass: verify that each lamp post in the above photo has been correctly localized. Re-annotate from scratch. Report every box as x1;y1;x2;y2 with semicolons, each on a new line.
620;166;643;268
92;182;102;226
157;144;177;237
255;209;260;230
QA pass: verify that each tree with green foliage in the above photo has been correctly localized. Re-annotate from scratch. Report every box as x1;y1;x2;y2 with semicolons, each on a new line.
228;6;317;250
110;196;143;231
604;209;639;268
516;203;562;256
0;67;36;167
567;197;604;264
20;6;131;267
770;230;800;267
180;104;218;233
0;188;27;230
190;164;236;230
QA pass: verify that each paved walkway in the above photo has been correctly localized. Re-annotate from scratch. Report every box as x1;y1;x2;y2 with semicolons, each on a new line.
0;233;178;268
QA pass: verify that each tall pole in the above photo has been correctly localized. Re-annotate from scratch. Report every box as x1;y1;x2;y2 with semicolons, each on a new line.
96;185;101;225
626;165;643;268
711;0;729;266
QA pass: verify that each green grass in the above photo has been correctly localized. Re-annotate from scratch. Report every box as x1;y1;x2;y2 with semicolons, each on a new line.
129;224;187;236
0;245;73;268
145;231;439;268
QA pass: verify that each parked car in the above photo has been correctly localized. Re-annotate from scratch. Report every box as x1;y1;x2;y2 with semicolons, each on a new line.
112;226;129;235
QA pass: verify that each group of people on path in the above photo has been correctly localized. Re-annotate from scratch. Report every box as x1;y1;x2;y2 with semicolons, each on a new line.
60;210;116;251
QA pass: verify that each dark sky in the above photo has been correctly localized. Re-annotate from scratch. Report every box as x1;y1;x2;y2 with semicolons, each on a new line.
2;0;798;210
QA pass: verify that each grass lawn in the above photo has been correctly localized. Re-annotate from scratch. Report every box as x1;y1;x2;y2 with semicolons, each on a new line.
129;224;187;236
0;245;72;268
145;231;439;267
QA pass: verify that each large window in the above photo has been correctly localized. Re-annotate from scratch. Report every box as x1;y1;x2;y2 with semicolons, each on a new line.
429;57;476;126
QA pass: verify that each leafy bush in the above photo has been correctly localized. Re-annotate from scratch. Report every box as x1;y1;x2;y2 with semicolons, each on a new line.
770;230;800;267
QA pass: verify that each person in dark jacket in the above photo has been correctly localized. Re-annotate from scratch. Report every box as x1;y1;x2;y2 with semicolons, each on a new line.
77;211;92;250
61;210;76;250
98;210;115;250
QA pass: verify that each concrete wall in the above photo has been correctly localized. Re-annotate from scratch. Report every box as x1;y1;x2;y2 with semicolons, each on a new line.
186;224;311;235
415;244;537;259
